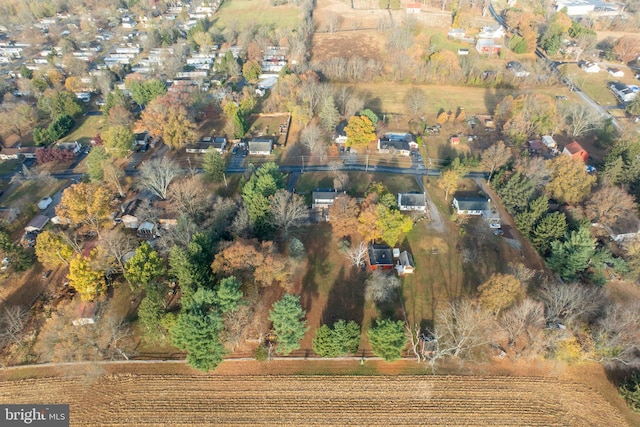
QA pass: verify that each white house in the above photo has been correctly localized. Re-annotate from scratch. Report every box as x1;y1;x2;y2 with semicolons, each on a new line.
478;25;505;39
311;189;341;210
581;61;600;73
396;251;415;275
397;192;427;212
608;67;624;77
452;196;491;216
248;138;273;155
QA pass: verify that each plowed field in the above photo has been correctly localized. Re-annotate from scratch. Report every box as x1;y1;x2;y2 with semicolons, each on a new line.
0;374;627;426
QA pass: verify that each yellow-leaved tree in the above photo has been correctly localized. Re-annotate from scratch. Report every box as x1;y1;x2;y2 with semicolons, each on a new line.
546;155;596;204
35;231;75;269
56;183;112;237
68;254;105;301
477;273;523;316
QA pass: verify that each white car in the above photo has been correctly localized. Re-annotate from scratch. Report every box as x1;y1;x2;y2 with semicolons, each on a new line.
489;222;501;229
38;197;53;210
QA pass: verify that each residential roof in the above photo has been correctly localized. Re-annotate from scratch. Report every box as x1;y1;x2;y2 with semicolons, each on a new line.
368;244;393;266
248;138;273;153
399;250;414;268
312;189;339;200
24;214;49;232
564;141;588;161
608;214;640;237
398;192;426;207
454;196;490;211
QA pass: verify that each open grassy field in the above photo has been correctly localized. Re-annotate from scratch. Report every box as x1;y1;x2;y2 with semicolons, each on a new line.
0;371;628;426
214;0;301;29
562;63;639;107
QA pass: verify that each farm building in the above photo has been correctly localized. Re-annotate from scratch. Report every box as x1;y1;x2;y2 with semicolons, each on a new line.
406;3;421;13
367;244;394;271
563;141;589;162
476;39;502;55
397;192;427;212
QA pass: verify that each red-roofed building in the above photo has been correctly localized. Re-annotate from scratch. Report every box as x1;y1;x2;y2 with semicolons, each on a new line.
406;3;421;13
562;141;588;163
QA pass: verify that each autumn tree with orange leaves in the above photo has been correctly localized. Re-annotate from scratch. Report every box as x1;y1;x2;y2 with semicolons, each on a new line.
56;183;112;237
136;95;197;149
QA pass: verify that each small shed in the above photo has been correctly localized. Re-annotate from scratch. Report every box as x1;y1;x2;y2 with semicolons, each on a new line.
563;141;588;163
72;301;98;326
450;136;460;145
406;3;421;13
137;221;155;237
396;251;415;275
24;214;49;233
541;135;557;149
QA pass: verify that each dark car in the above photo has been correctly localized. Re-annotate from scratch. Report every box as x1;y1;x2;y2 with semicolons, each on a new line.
232;146;238;155
506;61;522;70
41;270;53;281
242;149;248;157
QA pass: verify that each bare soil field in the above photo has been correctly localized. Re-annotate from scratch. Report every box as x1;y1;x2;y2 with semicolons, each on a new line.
0;367;629;426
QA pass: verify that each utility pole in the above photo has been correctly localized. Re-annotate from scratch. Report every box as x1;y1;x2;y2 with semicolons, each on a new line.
365;155;369;172
223;173;228;188
301;155;304;173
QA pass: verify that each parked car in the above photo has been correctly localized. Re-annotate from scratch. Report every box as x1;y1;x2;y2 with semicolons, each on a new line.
232;146;238;155
242;149;248;157
489;222;501;229
38;197;53;210
493;229;504;236
41;270;52;281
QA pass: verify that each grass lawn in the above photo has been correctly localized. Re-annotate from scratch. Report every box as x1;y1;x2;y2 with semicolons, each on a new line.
0;159;21;175
294;172;419;196
561;63;639;107
64;115;104;145
214;0;301;29
3;179;67;206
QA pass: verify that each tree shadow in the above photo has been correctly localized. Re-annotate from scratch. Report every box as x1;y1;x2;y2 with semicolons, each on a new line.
321;266;366;326
483;85;498;116
299;225;331;315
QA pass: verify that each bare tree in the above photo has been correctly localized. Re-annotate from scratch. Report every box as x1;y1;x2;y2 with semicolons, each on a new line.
103;161;125;197
562;103;601;138
590;301;640;367
498;298;545;358
231;205;253;239
432;299;493;359
325;13;342;33
97;229;137;274
404;88;427;118
300;123;327;161
137;157;181;200
269;189;308;237
333;172;350;191
0;306;28;349
507;262;536;284
583;185;637;229
537;281;605;327
516;156;550;188
365;270;401;303
343;241;368;267
167;176;210;219
482;140;511;183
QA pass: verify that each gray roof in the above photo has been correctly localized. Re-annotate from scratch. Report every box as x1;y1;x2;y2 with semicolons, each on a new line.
454;196;490;211
249;138;273;153
25;214;49;231
312;189;338;200
368;244;393;266
399;192;426;207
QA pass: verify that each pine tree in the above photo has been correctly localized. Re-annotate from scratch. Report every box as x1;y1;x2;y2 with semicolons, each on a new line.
269;294;308;355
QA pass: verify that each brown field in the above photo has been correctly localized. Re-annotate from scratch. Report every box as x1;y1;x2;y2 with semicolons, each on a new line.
0;367;629;426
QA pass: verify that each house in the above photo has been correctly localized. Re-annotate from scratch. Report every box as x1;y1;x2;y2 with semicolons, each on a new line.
554;0;619;15
610;82;637;103
378;133;416;155
478;25;505;39
457;48;469;56
135;132;150;146
580;61;600;73
185;137;227;154
397;192;427;212
452;196;491;216
448;28;466;39
335;121;348;144
72;301;98;326
56;141;82;154
476;39;502;55
608;67;624;77
605;215;640;243
450;136;460;145
0;145;40;160
367;244;394;271
137;221;155;238
406;3;421;13
396;251;415;275
312;189;340;210
248;138;273;155
563;141;589;162
24;214;49;233
542;135;557;149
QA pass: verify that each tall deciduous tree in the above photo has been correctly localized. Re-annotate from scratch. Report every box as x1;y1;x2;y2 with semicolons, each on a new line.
368;318;407;361
35;231;74;269
124;242;166;288
125;77;167;107
269;294;308;355
438;169;461;201
583;186;636;229
319;96;340;133
269;189;308;238
546;156;596;204
329;194;360;239
376;204;413;246
136;96;197;149
68;255;105;301
404;88;427;118
365;270;401;303
137;157;182;200
344;115;376;148
495;94;557;143
56;183;112;236
477;273;523;316
613;35;640;63
167;176;210;219
102;125;134;157
562;103;601;138
482;141;511;183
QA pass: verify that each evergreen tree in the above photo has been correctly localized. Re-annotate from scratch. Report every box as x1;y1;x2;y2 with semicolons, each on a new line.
216;276;243;313
497;172;536;213
368;318;407;361
124;242;166;288
203;147;225;182
547;227;596;281
531;212;567;255
269;294;308;355
312;320;361;357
